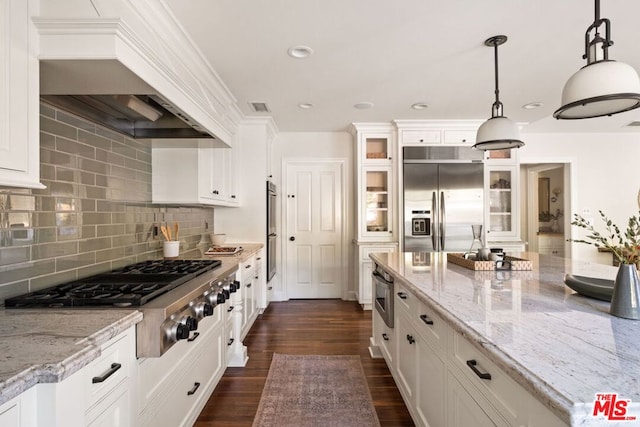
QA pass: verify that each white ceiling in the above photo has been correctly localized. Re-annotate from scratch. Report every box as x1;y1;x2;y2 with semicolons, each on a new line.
165;0;640;134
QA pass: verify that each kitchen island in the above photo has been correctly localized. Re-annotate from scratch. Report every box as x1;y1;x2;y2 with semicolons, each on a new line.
370;251;640;426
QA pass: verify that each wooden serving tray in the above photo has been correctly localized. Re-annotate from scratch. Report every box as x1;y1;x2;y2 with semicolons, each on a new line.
447;252;532;271
205;246;243;255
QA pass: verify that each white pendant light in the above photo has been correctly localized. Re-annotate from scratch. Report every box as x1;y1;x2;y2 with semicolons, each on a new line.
554;0;640;119
473;35;524;151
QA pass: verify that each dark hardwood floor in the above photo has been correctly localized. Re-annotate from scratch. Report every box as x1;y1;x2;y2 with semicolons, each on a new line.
195;299;414;427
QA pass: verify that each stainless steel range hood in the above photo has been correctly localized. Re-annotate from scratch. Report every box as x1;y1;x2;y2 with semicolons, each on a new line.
40;60;218;140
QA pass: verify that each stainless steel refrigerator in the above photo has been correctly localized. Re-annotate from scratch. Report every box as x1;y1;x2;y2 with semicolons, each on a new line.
403;146;484;252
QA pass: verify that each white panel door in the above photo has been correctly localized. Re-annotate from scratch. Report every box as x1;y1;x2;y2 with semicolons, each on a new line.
285;162;343;299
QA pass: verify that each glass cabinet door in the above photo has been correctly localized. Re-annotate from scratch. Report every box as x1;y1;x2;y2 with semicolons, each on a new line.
362;167;393;238
362;135;392;164
487;167;516;237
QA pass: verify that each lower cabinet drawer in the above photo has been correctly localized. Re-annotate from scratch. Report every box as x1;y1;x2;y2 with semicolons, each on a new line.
450;330;527;426
414;299;448;351
84;327;134;411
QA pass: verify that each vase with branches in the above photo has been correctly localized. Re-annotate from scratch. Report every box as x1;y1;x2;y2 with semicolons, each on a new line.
571;210;640;319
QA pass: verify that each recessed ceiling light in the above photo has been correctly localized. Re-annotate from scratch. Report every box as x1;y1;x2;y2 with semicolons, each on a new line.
411;102;429;110
298;103;314;109
287;45;314;58
354;102;374;110
522;102;544;109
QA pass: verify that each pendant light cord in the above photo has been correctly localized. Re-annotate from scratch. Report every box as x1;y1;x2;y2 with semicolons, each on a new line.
491;39;504;118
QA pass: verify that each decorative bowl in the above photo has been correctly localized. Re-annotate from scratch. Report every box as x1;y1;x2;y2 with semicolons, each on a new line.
210;234;226;246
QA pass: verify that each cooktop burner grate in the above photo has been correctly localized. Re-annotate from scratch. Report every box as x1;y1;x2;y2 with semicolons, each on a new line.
4;259;222;308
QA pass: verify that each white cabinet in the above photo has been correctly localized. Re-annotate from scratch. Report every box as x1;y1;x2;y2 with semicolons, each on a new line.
485;165;519;241
240;253;260;339
538;234;564;257
152;139;240;207
0;387;36;427
395;121;481;147
356;244;396;309
0;0;43;189
38;326;137;427
352;124;396;242
138;305;225;427
387;283;568;427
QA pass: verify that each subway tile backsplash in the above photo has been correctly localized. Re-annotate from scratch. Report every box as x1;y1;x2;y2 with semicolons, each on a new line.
0;102;215;303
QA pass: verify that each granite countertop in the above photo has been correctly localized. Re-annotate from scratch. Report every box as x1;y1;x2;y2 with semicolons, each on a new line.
0;309;142;406
369;251;640;426
0;242;263;406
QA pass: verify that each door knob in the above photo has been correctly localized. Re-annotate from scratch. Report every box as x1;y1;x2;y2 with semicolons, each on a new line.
289;236;295;241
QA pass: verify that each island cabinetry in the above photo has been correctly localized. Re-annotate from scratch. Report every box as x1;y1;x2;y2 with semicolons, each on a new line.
387;281;567;427
394;282;447;427
38;326;137;427
372;306;395;369
0;0;43;189
137;306;225;427
152;139;240;207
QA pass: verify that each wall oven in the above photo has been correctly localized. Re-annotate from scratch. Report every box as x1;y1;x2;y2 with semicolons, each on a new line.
373;263;394;328
267;181;277;281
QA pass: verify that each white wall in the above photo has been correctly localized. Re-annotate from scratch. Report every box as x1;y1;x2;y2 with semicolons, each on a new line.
271;132;355;300
519;131;640;264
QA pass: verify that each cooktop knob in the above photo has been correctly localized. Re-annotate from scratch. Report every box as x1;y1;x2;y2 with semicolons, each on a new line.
203;303;214;316
185;316;198;331
217;292;226;304
176;323;190;341
222;289;230;299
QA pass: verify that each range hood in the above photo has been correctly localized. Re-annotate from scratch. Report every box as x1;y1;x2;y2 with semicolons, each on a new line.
40;60;219;140
41;93;212;139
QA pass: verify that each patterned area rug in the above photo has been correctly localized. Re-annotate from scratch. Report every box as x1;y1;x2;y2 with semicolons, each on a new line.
252;354;381;427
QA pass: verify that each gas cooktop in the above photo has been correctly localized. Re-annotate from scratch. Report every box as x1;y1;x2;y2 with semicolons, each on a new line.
4;259;222;308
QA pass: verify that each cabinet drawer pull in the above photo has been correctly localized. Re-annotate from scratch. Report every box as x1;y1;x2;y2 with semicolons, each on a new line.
227;338;235;346
256;257;262;260
397;292;407;300
247;283;252;288
466;359;492;380
188;332;200;342
406;334;415;344
92;363;122;384
245;264;252;269
187;382;201;396
382;333;389;341
228;306;234;312
419;314;434;325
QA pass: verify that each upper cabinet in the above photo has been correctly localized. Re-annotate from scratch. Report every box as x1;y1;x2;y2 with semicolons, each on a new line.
352;123;396;242
152;139;240;207
0;0;44;189
395;120;482;147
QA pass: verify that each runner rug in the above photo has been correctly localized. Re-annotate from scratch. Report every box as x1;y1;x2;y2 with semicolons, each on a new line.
252;354;381;427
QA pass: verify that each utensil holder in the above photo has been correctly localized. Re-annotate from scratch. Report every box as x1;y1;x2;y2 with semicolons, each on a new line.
163;241;180;259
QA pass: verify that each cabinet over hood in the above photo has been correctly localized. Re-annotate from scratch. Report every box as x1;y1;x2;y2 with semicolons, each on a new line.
35;8;240;146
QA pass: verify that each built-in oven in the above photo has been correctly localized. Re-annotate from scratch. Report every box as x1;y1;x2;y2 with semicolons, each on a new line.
373;263;394;328
267;181;277;281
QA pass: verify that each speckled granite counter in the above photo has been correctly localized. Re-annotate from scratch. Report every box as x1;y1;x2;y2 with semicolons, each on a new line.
370;251;640;426
0;309;142;406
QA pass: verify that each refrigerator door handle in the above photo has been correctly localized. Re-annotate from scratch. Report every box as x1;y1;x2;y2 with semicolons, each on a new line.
440;191;446;250
431;191;437;250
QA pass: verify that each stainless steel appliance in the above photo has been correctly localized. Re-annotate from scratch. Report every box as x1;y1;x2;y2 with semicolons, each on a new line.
403;146;484;252
373;263;394;328
5;259;239;357
267;181;277;281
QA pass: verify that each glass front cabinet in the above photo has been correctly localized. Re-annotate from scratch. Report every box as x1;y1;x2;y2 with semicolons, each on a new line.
485;165;519;240
352;124;396;242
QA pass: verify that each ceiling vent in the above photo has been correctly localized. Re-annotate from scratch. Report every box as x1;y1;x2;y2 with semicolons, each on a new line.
249;102;271;113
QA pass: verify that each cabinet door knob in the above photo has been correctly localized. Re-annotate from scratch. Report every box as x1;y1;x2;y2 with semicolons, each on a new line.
289;236;295;241
406;334;415;344
382;333;389;341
